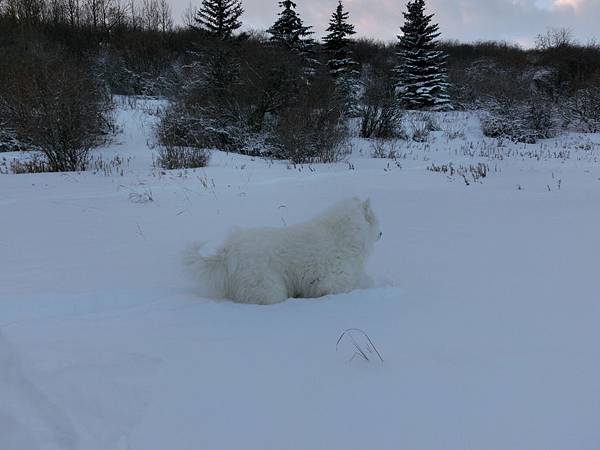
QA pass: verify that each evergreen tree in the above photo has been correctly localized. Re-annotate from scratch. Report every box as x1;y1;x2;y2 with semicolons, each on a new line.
267;0;314;54
323;1;359;113
189;1;245;148
194;0;244;39
394;0;451;110
323;0;356;78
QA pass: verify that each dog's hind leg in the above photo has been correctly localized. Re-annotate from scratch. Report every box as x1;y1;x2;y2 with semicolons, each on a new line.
233;275;289;305
246;284;288;305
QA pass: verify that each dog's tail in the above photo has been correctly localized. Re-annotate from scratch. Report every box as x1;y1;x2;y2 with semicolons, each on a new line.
182;242;228;298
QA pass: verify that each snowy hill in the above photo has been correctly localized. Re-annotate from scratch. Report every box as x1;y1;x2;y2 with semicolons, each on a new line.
1;97;599;450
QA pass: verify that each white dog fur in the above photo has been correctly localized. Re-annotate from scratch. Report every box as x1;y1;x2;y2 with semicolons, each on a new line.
183;197;381;305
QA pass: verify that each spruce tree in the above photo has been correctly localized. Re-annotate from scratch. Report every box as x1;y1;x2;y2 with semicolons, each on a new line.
394;0;451;110
267;0;314;54
194;0;244;39
323;1;357;78
323;1;359;113
190;0;245;148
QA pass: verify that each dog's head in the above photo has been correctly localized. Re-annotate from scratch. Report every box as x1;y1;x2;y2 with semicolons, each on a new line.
356;197;382;244
321;197;382;250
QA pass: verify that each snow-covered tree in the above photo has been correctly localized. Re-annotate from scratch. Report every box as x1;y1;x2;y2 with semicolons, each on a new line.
323;1;356;77
323;0;359;113
394;0;451;110
194;0;244;39
267;0;314;54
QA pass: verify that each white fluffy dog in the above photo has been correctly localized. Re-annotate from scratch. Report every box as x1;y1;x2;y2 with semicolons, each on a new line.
183;197;381;305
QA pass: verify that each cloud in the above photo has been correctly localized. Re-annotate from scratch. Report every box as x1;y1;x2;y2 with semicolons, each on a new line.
552;0;582;11
170;0;600;46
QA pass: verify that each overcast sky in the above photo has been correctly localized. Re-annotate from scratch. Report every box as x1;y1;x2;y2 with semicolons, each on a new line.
176;0;600;47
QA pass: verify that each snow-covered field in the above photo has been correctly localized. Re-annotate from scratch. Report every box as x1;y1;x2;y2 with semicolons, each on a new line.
1;97;600;450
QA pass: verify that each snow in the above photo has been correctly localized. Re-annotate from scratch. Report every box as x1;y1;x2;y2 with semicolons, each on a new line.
1;97;600;450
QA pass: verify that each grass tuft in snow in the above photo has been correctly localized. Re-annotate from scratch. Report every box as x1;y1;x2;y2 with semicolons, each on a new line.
7;153;50;174
155;145;210;170
428;162;491;185
128;189;154;204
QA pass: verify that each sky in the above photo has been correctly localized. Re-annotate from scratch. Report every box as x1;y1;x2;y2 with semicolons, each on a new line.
176;0;600;47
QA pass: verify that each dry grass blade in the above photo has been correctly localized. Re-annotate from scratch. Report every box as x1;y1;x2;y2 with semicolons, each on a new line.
336;328;384;363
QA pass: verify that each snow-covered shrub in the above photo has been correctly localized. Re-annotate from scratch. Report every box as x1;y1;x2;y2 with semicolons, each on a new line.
157;101;247;153
481;96;558;144
0;124;32;152
481;110;536;143
527;98;558;139
481;112;517;140
562;87;600;133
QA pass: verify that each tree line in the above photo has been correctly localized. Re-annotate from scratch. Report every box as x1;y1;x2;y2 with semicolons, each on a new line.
1;0;600;171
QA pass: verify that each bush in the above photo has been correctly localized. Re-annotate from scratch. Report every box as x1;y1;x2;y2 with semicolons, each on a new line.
275;106;348;164
481;96;558;143
562;86;600;133
527;98;558;139
274;76;349;164
155;145;210;170
155;40;305;157
0;123;31;152
156;102;247;152
0;44;114;172
359;69;402;139
360;103;402;139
